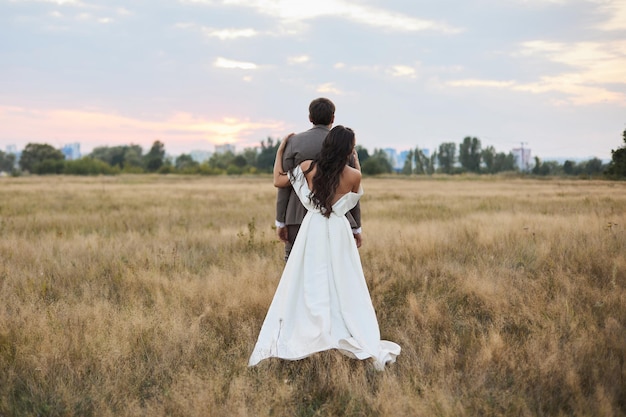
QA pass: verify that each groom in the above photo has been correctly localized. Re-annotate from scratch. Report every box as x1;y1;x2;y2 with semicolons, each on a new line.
275;97;362;261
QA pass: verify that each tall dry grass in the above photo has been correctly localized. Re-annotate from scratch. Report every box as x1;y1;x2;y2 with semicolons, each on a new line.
0;174;625;416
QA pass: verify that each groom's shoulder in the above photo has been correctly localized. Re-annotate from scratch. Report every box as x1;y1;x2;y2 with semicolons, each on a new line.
290;128;322;147
296;126;328;142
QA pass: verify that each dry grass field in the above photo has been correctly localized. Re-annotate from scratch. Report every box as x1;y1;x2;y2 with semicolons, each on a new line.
1;174;625;417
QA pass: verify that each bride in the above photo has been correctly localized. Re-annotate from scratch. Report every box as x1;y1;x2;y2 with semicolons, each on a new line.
248;125;400;370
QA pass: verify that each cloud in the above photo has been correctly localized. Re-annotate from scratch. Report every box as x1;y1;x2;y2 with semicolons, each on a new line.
447;38;626;106
9;0;84;5
0;106;285;150
447;76;625;106
202;27;259;40
512;0;626;31
595;0;626;31
387;65;418;79
340;3;460;33
334;62;421;80
214;57;258;70
166;113;278;143
287;55;310;65
512;77;625;105
519;39;626;85
175;22;266;41
316;83;344;95
181;0;462;34
173;22;196;30
11;1;129;26
447;79;516;88
513;0;568;4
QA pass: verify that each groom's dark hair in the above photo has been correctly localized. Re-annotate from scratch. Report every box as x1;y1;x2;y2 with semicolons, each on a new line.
309;98;335;126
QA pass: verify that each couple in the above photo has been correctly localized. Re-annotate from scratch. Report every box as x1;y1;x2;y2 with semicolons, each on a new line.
248;98;400;370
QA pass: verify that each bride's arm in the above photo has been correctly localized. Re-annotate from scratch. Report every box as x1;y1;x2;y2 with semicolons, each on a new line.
273;133;294;188
348;148;362;193
351;147;361;172
351;170;362;193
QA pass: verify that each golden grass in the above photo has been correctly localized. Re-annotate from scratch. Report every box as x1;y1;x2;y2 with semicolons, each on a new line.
1;174;625;416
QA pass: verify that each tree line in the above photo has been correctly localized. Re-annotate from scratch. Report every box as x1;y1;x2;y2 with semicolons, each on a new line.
1;130;625;179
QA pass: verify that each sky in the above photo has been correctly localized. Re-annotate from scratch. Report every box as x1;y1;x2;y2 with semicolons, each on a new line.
1;0;625;161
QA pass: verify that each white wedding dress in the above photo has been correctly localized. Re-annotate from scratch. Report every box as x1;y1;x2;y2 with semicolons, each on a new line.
249;166;400;370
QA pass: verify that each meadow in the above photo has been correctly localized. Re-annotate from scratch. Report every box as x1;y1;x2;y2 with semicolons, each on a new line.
0;174;625;417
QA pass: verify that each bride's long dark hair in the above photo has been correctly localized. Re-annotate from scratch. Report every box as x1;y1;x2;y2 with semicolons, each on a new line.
305;125;355;218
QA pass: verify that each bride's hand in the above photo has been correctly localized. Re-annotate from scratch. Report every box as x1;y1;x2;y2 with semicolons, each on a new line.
351;147;361;171
279;133;295;153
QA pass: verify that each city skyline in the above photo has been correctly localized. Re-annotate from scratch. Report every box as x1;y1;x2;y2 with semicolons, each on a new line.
6;139;574;172
4;137;614;167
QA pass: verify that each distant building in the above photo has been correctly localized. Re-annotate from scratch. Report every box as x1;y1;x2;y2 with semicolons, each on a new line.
397;150;410;171
215;144;236;154
5;145;20;169
61;143;81;160
383;148;400;170
190;150;212;163
393;148;431;172
512;147;532;171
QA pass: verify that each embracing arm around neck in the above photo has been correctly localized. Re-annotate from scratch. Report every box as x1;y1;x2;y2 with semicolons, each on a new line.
273;133;294;188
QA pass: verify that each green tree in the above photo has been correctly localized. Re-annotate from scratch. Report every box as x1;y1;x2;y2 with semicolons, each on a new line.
208;151;235;170
123;146;144;168
493;152;517;172
242;147;258;167
35;159;65;174
256;137;279;173
232;154;248;168
606;129;626;179
401;149;413;175
459;136;482;173
532;157;560;176
355;145;370;163
89;144;143;169
0;150;16;173
427;151;437;175
437;142;456;174
158;159;174;174
19;143;65;173
413;147;429;175
582;158;604;176
532;156;543;175
481;146;496;173
64;157;119;175
226;164;243;175
175;154;199;171
90;146;123;167
563;160;575;175
144;140;165;172
361;149;392;175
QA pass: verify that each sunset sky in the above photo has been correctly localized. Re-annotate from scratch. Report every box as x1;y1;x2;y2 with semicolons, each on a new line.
1;0;625;160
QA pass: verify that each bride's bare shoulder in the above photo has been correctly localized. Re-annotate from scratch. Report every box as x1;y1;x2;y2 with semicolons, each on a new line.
341;165;361;193
300;161;316;186
300;160;314;172
344;165;361;180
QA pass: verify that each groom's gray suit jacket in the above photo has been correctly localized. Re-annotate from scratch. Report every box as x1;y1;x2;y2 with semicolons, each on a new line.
276;125;361;230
